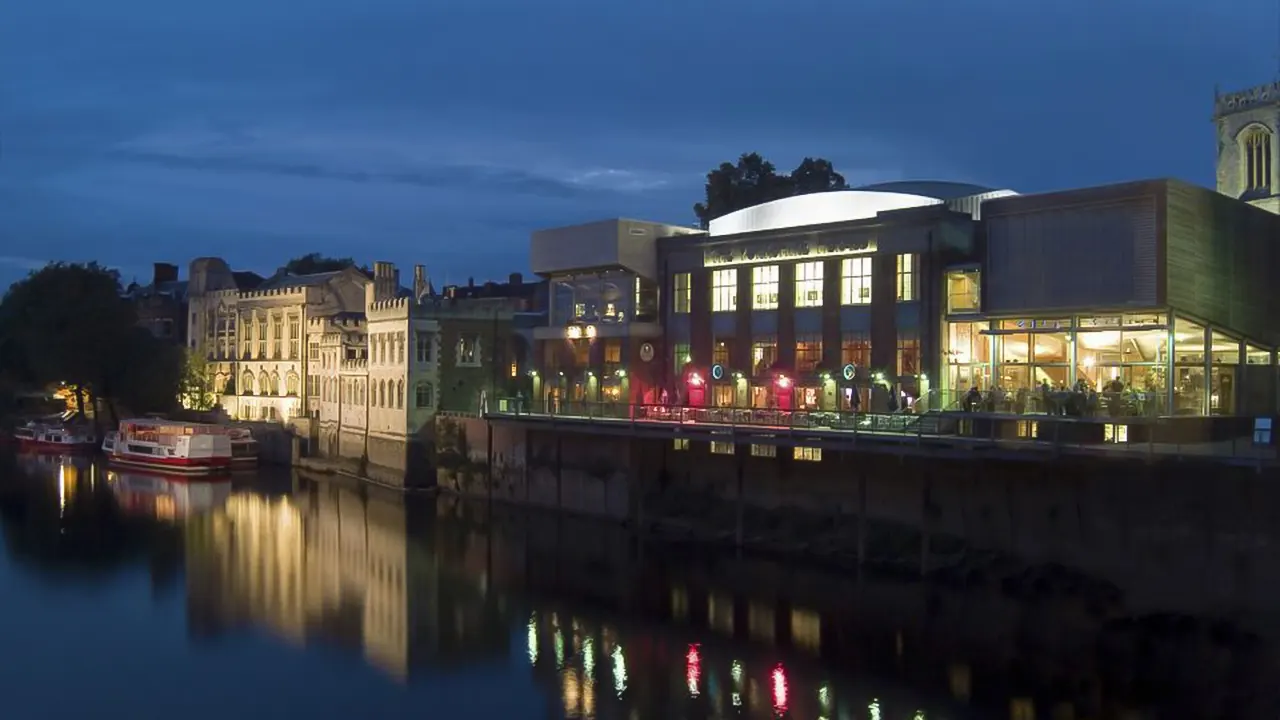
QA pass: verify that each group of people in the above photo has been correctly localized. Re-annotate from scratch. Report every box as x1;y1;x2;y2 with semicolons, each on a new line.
962;377;1145;417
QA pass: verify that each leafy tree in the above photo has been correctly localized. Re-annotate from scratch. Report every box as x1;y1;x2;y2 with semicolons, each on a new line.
282;253;358;275
177;349;216;411
0;262;181;425
693;153;849;229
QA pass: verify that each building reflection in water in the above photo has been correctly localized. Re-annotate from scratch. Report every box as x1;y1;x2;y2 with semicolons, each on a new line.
183;477;507;681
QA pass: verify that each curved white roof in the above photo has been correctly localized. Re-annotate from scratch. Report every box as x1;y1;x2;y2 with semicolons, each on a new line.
707;184;1019;237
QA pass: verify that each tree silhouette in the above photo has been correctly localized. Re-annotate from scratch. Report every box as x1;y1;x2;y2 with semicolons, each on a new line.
693;153;848;229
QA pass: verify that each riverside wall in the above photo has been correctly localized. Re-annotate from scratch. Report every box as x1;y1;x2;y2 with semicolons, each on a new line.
435;418;1280;639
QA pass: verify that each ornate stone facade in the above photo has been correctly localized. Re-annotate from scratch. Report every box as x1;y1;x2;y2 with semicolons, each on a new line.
1215;81;1279;214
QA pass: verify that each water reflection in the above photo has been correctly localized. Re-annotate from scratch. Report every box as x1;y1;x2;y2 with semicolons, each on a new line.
1;452;1278;719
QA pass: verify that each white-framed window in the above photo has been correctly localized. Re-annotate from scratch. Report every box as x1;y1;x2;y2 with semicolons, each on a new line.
673;438;689;450
752;265;779;310
711;269;737;312
896;253;916;302
750;444;776;457
795;261;823;308
841;257;872;305
673;273;691;314
710;441;735;455
416;332;434;363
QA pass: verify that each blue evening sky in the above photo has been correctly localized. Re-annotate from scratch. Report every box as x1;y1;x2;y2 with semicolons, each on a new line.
2;0;1277;289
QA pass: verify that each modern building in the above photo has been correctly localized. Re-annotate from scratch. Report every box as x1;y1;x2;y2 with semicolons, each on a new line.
525;122;1280;417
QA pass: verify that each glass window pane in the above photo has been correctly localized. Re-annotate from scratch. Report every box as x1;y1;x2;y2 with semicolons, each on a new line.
752;266;779;310
711;269;737;312
945;269;980;313
1246;344;1272;365
794;262;823;308
841;257;872;305
1210;331;1240;365
1174;317;1205;365
1031;332;1069;363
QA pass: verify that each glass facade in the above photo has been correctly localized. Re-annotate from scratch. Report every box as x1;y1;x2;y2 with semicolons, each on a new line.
942;312;1274;417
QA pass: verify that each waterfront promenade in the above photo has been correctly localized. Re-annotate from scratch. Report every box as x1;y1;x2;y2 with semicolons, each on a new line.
485;398;1277;467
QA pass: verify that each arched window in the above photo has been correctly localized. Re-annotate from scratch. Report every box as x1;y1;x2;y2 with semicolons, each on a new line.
270;371;281;396
416;382;434;409
379;380;387;407
260;371;272;396
1244;127;1273;193
396;379;404;409
285;371;299;396
242;370;255;395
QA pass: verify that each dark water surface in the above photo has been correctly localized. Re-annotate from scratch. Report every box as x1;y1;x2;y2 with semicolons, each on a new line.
0;452;1272;719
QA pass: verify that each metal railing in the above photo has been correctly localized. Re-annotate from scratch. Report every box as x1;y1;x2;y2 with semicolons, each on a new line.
485;397;1275;463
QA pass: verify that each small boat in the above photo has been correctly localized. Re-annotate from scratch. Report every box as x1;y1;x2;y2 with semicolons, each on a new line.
14;421;98;453
107;418;232;475
228;427;259;470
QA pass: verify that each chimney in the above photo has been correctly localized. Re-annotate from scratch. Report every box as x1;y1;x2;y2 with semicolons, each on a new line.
508;272;522;286
413;265;430;300
152;262;178;286
372;261;396;301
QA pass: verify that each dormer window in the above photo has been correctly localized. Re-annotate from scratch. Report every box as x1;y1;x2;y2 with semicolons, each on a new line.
1243;127;1272;194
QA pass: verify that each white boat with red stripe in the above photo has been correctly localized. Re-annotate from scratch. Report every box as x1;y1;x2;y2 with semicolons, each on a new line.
108;418;232;475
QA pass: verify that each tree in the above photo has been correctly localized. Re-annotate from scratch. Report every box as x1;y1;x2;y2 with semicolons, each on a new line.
282;253;358;275
0;262;182;425
693;153;848;229
177;349;216;411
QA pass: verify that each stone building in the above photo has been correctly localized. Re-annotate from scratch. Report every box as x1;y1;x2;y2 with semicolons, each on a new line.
125;262;190;344
1215;80;1279;214
186;256;371;423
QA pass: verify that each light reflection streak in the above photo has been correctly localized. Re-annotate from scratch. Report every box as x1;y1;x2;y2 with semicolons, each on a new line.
611;645;627;698
771;664;788;715
555;629;565;669
583;636;595;679
686;644;701;698
526;613;538;666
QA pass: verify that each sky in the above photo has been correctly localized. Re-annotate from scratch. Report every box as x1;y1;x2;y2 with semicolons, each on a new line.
2;0;1278;289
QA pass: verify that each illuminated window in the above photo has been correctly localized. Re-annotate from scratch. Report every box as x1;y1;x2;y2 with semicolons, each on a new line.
711;269;737;312
1244;127;1273;193
751;336;778;375
841;257;872;305
241;370;254;395
308;342;320;361
752;265;779;310
673;438;689;450
285;371;299;396
897;333;920;376
795;335;823;373
510;361;518;377
710;441;735;455
288;316;300;358
673;343;691;374
841;332;871;368
794;261;823;308
571;339;589;365
257;316;268;358
457;334;481;367
713;338;733;366
396;379;404;408
945;269;981;313
896;254;916;302
750;444;776;457
793;446;822;462
603;340;622;364
271;314;282;358
673;273;691;314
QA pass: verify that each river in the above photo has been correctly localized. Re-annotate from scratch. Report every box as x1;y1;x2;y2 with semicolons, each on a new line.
0;452;1272;719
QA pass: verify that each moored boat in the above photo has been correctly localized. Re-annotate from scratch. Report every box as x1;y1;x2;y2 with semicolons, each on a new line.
108;418;232;475
14;421;98;453
228;427;259;470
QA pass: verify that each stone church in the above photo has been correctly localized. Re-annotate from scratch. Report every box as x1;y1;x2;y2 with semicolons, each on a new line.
1216;80;1280;214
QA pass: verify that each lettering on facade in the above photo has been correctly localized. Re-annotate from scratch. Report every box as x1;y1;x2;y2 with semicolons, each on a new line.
1216;81;1280;117
702;237;876;268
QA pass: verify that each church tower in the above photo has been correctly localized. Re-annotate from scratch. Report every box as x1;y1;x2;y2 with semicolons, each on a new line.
1215;81;1280;214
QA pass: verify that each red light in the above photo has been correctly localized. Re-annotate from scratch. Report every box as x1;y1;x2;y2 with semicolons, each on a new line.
771;664;788;713
686;644;701;697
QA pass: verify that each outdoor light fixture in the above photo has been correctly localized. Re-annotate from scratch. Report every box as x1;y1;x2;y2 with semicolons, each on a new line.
529;369;538;377
615;369;626;378
688;373;704;387
566;326;583;340
585;325;598;339
776;375;791;389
